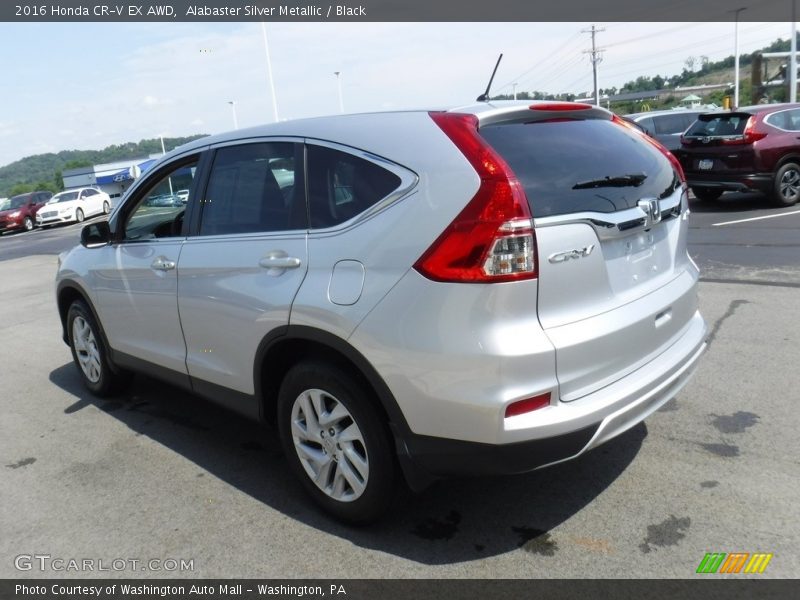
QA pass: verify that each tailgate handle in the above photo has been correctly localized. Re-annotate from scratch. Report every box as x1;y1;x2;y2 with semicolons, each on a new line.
655;308;672;328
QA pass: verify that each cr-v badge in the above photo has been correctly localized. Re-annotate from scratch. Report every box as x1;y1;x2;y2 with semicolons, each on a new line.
548;244;595;264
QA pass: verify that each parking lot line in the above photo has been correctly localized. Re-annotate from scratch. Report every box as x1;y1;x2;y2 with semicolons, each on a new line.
712;209;800;227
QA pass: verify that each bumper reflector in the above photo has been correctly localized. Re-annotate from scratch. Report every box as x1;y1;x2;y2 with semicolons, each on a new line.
505;392;551;418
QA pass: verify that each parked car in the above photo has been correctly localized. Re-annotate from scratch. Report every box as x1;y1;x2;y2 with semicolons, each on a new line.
0;191;52;233
624;109;708;152
143;193;183;207
36;187;111;227
673;103;800;205
55;102;707;522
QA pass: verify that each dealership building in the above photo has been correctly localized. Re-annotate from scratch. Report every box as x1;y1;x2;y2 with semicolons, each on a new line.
62;155;161;201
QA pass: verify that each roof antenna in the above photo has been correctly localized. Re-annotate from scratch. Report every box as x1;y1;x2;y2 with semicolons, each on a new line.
476;53;503;102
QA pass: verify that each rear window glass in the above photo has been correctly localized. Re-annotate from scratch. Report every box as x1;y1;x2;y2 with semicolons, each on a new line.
479;119;677;217
685;113;751;137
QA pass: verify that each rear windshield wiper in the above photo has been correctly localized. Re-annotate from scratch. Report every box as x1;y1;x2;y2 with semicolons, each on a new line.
572;173;647;190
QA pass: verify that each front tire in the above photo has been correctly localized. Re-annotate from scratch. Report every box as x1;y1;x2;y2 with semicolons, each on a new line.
691;187;723;202
773;162;800;207
67;300;130;397
277;362;396;523
102;201;110;214
75;208;85;223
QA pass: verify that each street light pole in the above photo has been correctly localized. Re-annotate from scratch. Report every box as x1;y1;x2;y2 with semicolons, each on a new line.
513;83;518;100
228;101;238;129
791;0;797;102
732;7;746;109
334;71;344;113
260;22;280;122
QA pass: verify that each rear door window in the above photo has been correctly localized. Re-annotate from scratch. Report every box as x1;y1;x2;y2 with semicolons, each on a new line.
653;113;691;135
479;118;677;218
199;142;303;236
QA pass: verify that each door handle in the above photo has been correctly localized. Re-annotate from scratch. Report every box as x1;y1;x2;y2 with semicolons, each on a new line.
259;251;301;270
151;256;176;271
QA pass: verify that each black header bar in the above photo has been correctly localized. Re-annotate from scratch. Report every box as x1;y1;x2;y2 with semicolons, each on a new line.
2;0;795;22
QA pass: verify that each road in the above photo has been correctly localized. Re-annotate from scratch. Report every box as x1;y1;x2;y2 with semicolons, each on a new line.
0;193;798;579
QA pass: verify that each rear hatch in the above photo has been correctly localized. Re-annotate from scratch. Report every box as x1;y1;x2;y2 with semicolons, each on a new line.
675;112;756;175
480;112;696;401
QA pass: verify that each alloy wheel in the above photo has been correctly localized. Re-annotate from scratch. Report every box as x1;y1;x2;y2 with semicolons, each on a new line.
289;388;369;502
72;316;101;383
780;167;800;201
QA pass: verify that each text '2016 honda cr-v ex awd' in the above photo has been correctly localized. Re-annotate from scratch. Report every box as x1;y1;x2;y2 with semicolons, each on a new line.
56;102;707;522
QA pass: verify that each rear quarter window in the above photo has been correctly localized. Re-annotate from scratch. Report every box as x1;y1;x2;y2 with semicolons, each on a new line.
306;145;401;228
479;119;677;218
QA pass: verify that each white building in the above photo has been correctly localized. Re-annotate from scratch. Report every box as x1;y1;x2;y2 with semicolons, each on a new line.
62;155;161;202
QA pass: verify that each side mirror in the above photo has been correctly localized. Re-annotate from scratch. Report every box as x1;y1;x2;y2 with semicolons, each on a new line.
81;221;112;248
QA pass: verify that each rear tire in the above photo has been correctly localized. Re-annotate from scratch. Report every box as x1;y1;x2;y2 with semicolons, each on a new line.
277;361;396;523
772;162;800;207
23;217;34;231
67;300;131;397
691;187;723;202
75;208;85;223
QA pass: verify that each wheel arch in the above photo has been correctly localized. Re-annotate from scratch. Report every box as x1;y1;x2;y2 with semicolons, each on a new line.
254;326;411;437
774;153;800;172
56;281;106;349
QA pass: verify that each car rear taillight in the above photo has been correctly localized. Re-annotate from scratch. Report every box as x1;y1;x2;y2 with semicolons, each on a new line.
612;115;686;183
743;117;767;144
414;112;536;283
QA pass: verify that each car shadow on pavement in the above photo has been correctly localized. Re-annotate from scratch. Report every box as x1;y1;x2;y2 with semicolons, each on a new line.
50;363;646;565
689;191;771;214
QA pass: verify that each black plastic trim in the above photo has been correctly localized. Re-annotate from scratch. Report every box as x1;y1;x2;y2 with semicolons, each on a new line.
400;424;600;478
113;351;192;391
253;325;412;435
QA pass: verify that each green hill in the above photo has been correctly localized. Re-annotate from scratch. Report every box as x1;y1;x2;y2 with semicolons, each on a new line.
0;135;207;197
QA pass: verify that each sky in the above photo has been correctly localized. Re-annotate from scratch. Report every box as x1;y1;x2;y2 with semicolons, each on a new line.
0;21;794;168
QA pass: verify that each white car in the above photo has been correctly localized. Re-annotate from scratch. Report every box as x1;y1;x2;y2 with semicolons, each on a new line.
36;187;111;227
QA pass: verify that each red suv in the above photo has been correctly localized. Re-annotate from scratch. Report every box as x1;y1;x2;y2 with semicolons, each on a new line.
674;103;800;206
0;191;52;234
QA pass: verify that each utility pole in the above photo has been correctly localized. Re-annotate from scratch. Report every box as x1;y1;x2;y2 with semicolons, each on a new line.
582;25;605;106
731;7;746;108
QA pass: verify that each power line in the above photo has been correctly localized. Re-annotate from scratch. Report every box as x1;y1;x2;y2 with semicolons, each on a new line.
495;30;583;93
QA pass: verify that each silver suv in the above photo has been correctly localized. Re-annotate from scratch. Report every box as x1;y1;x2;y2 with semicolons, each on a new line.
56;102;707;522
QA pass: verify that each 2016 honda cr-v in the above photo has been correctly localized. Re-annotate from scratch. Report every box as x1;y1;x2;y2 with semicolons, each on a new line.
56;102;707;522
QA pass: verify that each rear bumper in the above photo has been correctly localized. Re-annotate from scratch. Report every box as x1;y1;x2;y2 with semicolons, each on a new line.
686;172;772;193
395;311;707;479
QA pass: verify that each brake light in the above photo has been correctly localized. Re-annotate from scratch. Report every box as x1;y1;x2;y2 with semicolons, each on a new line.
415;112;536;283
612;115;685;184
743;117;767;143
505;392;551;418
529;102;594;111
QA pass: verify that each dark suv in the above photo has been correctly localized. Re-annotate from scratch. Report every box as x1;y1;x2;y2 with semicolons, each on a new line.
0;191;52;233
624;109;707;152
674;103;800;206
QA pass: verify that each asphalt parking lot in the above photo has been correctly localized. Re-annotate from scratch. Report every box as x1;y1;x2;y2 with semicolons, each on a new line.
1;195;798;578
